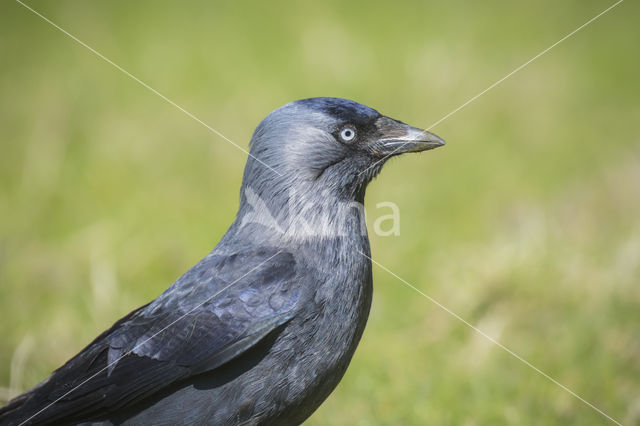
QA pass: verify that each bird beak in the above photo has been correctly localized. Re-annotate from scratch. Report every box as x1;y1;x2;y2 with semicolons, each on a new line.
374;116;445;156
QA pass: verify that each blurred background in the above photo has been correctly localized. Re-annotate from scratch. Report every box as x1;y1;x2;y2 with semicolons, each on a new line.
1;0;639;424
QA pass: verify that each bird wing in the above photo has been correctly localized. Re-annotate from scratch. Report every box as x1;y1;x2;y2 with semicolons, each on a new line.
1;249;300;425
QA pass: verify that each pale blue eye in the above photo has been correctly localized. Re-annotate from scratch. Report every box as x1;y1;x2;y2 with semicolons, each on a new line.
340;127;356;142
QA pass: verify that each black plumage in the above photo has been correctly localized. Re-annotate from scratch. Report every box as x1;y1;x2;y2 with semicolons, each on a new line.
0;97;444;425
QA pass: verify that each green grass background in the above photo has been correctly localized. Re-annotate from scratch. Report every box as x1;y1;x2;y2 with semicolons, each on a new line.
1;0;639;424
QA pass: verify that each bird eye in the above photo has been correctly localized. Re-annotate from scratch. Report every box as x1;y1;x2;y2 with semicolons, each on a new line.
339;127;356;143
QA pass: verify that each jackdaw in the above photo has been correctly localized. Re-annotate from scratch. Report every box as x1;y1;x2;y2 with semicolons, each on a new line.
0;97;445;425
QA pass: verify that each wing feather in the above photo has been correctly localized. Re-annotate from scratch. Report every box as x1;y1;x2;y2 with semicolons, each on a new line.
0;249;299;425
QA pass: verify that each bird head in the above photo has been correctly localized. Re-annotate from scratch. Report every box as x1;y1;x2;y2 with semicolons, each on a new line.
236;97;444;240
242;97;444;200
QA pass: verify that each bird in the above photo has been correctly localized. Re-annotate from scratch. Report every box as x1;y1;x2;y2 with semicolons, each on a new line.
0;97;445;425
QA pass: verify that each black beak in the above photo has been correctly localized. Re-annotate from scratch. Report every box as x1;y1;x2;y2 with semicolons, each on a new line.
373;116;445;156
